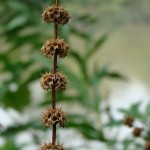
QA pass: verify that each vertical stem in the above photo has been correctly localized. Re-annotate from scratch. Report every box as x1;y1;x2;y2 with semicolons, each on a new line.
52;0;59;146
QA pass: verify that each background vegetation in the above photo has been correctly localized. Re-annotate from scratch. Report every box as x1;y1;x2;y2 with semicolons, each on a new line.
0;0;150;149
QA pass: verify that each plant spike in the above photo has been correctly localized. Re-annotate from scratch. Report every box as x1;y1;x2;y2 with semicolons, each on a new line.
40;0;70;149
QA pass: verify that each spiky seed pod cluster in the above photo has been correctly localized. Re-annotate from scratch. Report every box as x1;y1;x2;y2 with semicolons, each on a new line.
41;39;69;58
133;127;144;137
124;116;135;127
40;72;67;91
41;107;67;128
40;143;65;150
145;142;150;150
42;6;70;25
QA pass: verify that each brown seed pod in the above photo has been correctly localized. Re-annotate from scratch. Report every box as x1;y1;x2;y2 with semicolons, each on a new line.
145;141;150;150
124;116;135;127
42;6;70;25
41;107;67;128
133;127;144;137
40;143;66;150
41;39;69;58
40;72;67;91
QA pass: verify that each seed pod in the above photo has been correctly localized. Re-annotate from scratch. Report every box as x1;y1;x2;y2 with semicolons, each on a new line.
40;143;66;150
133;127;144;137
124;116;134;127
42;6;70;25
40;72;67;91
41;107;67;128
41;39;69;58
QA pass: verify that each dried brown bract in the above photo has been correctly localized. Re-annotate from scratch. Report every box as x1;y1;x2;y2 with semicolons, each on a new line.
124;116;135;127
42;6;70;25
40;72;67;91
41;107;67;128
41;39;69;58
40;143;66;150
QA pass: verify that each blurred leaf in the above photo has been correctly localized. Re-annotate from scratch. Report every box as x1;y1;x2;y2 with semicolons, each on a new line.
0;140;19;150
1;85;30;111
67;121;106;141
6;15;29;31
92;65;126;86
70;27;91;42
85;33;108;60
1;120;41;137
106;119;123;127
118;101;143;119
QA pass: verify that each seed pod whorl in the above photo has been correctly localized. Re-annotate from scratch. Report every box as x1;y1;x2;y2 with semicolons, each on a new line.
42;6;70;25
124;116;135;128
41;39;69;58
40;72;67;91
40;143;66;150
133;127;144;137
41;107;67;128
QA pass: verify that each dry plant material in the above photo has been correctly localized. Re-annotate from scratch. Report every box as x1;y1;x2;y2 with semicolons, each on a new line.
123;116;148;150
42;6;70;25
133;127;144;137
40;0;70;149
42;107;67;128
40;143;65;150
40;72;67;91
41;39;69;58
124;116;135;127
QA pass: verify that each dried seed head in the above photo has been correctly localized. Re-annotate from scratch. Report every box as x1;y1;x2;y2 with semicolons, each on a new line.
40;143;66;150
41;107;67;128
133;127;144;137
41;39;69;58
124;116;135;127
145;142;150;150
42;6;70;25
40;72;67;91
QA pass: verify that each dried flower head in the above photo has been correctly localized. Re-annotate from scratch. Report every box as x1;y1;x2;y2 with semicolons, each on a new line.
40;143;66;150
42;6;70;25
124;116;135;127
41;39;69;58
40;72;67;91
41;107;67;128
133;127;144;137
145;141;150;150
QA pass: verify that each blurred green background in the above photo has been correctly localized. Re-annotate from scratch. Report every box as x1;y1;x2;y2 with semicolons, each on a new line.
0;0;150;149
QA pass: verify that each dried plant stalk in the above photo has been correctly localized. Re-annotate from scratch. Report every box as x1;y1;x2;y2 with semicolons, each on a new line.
40;0;70;149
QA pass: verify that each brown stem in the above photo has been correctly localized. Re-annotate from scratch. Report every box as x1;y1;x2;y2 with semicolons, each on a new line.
56;0;59;7
52;0;59;146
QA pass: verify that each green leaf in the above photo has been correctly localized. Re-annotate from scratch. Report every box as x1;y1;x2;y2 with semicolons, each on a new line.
92;65;126;86
85;33;108;60
67;115;106;141
0;140;19;150
67;121;106;141
1;120;41;137
118;101;143;119
70;27;91;42
1;85;31;111
6;15;29;31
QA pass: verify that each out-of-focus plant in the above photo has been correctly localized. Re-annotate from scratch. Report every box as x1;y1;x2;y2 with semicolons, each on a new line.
120;102;150;150
0;0;150;150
